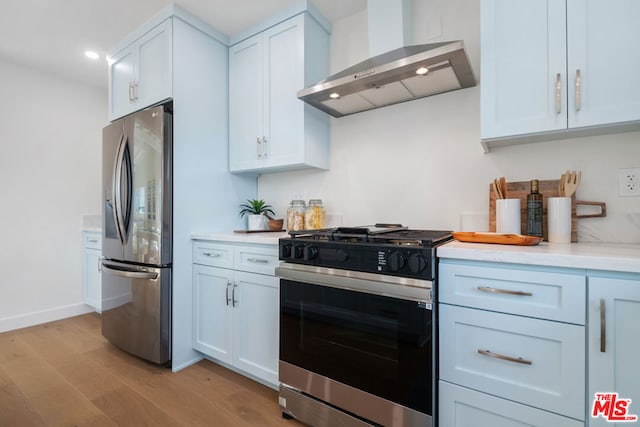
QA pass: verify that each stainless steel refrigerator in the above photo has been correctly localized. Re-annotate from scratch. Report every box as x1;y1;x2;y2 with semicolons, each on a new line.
101;103;172;365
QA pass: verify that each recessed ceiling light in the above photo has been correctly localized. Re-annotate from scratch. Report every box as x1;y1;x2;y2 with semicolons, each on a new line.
416;66;429;75
84;51;100;60
329;93;340;99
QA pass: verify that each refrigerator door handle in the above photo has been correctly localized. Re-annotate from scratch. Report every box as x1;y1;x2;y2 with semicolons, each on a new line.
113;133;127;244
102;260;159;281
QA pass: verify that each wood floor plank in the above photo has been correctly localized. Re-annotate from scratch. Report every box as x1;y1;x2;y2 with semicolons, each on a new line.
0;365;47;426
90;385;183;427
0;314;303;427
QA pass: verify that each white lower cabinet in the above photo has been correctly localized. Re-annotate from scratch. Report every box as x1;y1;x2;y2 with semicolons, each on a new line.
438;260;586;426
83;231;102;312
588;275;640;427
439;381;584;427
192;240;279;387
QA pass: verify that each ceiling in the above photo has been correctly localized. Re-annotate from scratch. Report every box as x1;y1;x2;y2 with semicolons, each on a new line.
0;0;366;89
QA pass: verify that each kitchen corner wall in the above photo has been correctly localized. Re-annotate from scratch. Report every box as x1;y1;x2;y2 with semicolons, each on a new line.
258;0;640;243
0;58;105;331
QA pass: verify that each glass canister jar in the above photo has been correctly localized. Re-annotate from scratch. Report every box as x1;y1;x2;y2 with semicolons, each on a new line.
304;199;326;230
286;200;306;231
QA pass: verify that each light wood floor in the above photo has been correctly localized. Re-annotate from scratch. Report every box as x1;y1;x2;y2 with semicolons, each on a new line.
0;313;303;426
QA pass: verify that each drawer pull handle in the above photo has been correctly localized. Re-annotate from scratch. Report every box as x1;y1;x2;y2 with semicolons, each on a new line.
247;257;269;264
600;298;606;353
477;349;532;365
477;286;532;297
88;239;98;243
202;252;221;258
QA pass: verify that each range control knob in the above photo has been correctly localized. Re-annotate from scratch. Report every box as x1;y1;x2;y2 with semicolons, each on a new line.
304;246;318;260
408;254;427;273
292;244;304;259
388;252;406;271
335;249;349;263
280;244;292;259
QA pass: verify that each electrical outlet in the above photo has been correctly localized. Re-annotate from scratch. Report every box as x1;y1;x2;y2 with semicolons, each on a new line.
619;168;640;196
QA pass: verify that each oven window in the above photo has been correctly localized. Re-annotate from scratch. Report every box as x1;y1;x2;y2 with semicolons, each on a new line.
280;279;432;415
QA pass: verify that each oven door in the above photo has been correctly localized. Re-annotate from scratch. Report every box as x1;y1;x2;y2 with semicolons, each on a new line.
277;264;433;426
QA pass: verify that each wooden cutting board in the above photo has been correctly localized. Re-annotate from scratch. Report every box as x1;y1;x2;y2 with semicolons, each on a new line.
489;179;577;242
453;232;543;246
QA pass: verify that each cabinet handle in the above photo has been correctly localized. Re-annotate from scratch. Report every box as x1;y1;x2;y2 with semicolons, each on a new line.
88;239;98;243
132;81;139;101
202;252;221;258
247;257;269;264
232;284;238;307
600;298;606;353
262;136;268;159
129;82;134;103
98;258;102;272
575;69;581;111
477;286;532;297
226;282;232;306
556;73;562;114
477;349;532;365
256;137;262;159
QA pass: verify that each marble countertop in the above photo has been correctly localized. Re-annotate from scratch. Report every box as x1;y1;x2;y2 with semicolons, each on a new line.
438;241;640;274
191;231;288;246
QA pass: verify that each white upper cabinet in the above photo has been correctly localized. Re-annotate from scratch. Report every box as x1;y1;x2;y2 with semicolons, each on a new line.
229;13;330;173
108;19;172;121
481;0;640;151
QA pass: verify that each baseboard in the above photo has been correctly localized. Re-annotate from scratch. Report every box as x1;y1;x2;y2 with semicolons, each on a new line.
0;303;94;333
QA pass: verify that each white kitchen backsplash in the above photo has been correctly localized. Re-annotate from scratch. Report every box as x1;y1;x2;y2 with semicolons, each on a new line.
257;0;640;245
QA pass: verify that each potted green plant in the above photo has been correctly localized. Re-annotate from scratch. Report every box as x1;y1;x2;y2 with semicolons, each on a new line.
239;199;275;231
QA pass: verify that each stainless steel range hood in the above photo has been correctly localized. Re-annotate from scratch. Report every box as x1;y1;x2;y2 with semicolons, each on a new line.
297;0;476;118
298;41;476;117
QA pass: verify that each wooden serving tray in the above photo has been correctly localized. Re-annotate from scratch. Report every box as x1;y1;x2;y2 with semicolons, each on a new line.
489;179;577;242
453;231;543;246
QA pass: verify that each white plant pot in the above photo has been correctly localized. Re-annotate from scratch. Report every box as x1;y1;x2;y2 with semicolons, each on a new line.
247;214;267;231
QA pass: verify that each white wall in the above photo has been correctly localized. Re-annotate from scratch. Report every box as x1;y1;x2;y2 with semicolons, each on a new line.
258;0;640;243
0;58;106;332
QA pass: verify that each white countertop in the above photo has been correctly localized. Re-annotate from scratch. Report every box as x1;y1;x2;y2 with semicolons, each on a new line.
191;231;287;246
438;241;640;274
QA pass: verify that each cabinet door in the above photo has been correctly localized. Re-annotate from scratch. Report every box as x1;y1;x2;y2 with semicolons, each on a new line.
229;34;264;172
136;19;172;111
481;0;567;139
263;15;305;169
192;264;233;363
439;381;584;427
589;276;640;427
84;248;102;312
232;271;279;386
109;46;137;120
567;0;640;128
439;304;585;420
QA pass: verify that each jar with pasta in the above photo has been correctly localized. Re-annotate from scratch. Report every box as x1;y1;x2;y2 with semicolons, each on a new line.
304;199;326;230
286;200;306;231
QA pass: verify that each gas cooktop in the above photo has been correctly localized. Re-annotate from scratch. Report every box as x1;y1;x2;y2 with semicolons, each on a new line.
280;224;452;280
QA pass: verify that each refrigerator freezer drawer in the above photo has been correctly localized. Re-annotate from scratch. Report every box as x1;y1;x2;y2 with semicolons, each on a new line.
101;260;171;364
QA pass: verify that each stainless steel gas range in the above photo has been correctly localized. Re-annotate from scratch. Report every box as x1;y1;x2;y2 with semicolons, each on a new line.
276;225;452;427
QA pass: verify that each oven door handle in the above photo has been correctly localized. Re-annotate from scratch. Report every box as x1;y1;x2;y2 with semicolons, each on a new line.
275;264;432;304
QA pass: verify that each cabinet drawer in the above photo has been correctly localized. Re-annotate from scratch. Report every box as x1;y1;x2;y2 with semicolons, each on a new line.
439;304;585;420
83;232;102;250
439;381;584;427
439;262;586;324
193;242;234;269
234;245;278;275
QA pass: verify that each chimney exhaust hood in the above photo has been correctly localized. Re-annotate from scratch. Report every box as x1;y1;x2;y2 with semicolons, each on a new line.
297;1;476;118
